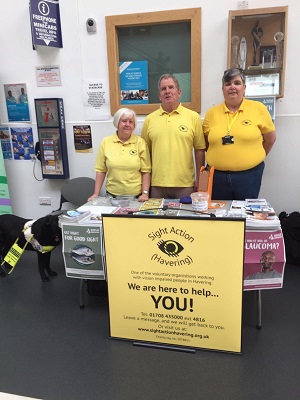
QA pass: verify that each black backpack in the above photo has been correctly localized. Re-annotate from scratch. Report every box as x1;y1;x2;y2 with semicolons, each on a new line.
279;211;300;266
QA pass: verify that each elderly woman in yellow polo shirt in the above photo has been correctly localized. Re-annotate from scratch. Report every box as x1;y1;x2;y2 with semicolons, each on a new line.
88;108;151;202
203;68;276;200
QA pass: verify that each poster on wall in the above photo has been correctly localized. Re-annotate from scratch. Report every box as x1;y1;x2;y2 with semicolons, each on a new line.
36;65;62;87
103;216;245;353
82;79;110;121
11;127;35;161
29;0;63;48
0;127;12;159
3;83;30;122
73;125;93;153
120;61;149;105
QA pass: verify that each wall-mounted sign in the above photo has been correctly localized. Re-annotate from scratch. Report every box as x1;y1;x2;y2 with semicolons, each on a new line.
29;0;63;48
36;65;62;86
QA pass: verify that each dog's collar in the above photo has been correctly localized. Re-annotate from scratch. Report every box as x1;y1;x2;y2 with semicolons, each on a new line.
23;220;54;253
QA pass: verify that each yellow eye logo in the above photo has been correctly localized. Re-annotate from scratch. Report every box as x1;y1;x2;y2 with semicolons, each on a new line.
157;240;184;257
178;125;188;132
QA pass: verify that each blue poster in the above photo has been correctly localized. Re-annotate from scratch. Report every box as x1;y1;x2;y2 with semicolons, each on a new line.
29;0;63;48
120;61;149;104
4;83;30;122
11;127;35;161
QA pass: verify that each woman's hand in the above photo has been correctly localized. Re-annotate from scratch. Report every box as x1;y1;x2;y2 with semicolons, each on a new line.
138;193;149;202
87;193;98;202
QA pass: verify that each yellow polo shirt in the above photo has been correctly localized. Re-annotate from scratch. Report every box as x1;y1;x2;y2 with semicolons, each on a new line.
141;104;205;187
95;133;151;196
203;99;275;171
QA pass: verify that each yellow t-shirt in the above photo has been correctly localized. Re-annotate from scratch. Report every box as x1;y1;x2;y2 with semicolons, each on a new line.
203;99;275;171
141;104;205;187
95;133;151;196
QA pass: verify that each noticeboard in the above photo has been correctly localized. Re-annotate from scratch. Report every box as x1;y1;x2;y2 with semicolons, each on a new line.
102;215;245;353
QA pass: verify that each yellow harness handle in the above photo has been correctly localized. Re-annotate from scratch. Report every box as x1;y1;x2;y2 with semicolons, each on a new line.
1;234;34;275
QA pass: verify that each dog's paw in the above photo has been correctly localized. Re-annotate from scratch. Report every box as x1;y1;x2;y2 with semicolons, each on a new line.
41;276;50;282
48;270;58;277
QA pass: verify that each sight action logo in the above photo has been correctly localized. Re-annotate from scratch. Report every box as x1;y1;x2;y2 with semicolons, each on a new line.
148;226;193;267
157;239;184;258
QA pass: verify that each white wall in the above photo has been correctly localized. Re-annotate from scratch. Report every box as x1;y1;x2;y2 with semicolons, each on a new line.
0;0;299;218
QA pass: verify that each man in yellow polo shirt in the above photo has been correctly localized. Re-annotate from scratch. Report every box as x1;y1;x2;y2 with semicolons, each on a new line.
141;74;205;199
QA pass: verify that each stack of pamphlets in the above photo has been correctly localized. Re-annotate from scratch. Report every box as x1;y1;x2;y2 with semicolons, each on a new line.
138;199;163;215
229;199;280;230
58;209;92;223
75;205;117;223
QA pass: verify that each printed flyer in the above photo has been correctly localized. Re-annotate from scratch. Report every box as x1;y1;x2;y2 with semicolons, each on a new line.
73;125;92;153
243;230;285;290
120;61;149;105
103;216;245;353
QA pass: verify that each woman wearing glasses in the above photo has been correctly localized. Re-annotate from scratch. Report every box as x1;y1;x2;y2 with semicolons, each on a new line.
203;68;276;200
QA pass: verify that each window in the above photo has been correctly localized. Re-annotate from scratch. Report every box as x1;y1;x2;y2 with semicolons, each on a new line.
106;8;201;115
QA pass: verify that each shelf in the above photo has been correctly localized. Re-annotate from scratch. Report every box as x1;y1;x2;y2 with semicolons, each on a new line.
228;6;288;98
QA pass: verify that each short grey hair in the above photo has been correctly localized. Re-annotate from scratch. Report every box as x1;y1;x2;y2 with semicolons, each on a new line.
113;108;137;129
158;74;181;91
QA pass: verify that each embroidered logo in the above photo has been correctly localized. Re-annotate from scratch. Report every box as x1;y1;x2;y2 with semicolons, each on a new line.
178;125;188;132
242;120;252;126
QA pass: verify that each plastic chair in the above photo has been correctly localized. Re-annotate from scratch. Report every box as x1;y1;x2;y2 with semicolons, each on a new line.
59;177;95;210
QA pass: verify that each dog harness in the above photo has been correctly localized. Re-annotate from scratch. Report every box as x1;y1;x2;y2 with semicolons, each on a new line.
23;220;55;253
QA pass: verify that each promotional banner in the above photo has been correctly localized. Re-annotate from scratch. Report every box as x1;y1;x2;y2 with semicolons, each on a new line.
102;216;245;353
62;223;104;279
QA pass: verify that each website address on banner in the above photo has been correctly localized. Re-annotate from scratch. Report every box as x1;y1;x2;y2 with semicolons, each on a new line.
137;327;208;339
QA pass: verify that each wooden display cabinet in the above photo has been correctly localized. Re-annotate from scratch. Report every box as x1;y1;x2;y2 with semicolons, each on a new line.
228;6;288;98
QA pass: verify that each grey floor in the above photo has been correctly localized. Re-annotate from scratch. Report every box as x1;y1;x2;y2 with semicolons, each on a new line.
0;247;300;400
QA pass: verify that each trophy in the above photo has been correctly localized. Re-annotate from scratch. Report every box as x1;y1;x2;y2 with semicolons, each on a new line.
251;20;263;66
274;32;284;68
231;36;240;68
238;37;247;70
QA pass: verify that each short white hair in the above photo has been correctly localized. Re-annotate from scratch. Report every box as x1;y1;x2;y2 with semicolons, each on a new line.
113;108;137;129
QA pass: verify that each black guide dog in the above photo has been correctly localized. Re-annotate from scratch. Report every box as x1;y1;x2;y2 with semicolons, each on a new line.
0;214;62;282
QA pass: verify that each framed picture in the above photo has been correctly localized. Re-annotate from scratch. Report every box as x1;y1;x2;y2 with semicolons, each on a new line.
259;45;276;68
245;73;280;97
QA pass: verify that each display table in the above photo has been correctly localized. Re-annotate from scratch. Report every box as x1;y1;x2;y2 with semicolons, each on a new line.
60;199;285;331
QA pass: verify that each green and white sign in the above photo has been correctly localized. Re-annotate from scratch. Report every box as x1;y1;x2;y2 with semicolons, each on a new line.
62;223;104;279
